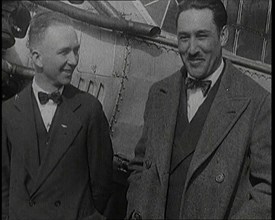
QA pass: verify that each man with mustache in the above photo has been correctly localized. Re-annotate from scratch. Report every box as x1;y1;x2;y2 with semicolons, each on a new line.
126;0;271;219
2;11;113;220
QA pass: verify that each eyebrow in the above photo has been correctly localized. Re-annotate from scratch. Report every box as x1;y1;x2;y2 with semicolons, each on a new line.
73;45;80;51
196;30;211;34
57;44;80;53
178;30;211;35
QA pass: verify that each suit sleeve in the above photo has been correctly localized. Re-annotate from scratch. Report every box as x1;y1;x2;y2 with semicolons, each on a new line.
2;113;10;220
87;102;114;215
126;88;154;218
231;94;271;219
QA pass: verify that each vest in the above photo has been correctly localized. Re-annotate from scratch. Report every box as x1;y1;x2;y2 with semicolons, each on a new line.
165;74;222;219
31;92;59;165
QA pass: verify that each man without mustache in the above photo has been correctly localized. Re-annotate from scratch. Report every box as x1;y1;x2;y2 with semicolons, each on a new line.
2;11;113;220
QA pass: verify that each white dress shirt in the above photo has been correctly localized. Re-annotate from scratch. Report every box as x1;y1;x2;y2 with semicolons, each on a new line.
187;59;224;122
32;78;64;132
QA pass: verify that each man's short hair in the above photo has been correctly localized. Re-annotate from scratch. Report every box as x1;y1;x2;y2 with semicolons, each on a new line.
27;11;74;50
176;0;227;32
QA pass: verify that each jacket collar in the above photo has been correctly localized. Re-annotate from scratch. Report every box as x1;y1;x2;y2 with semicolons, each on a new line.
151;70;183;179
183;60;251;191
13;84;83;196
153;60;251;186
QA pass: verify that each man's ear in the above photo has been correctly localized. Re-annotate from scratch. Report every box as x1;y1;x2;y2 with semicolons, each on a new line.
31;49;43;68
220;25;229;47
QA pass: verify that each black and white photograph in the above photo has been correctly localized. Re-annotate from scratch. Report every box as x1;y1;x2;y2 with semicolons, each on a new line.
2;0;271;219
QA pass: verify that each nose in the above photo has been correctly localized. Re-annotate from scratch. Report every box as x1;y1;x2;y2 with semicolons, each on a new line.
188;38;199;55
67;51;78;66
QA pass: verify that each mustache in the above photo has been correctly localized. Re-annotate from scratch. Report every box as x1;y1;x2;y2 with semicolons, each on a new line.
187;52;203;60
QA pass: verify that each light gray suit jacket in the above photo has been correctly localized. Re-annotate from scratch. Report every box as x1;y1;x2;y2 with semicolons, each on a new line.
126;60;271;219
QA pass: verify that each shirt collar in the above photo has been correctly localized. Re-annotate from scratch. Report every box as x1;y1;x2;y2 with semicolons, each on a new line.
187;59;225;88
32;77;64;104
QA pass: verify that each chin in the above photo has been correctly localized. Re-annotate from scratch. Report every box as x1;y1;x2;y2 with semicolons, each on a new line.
188;70;204;79
188;65;209;78
59;80;71;86
65;77;72;83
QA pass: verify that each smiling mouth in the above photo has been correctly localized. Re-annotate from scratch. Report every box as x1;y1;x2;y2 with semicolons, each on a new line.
188;59;204;66
63;69;73;74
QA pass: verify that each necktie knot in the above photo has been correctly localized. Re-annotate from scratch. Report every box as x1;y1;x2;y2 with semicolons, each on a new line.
185;77;212;97
38;91;62;105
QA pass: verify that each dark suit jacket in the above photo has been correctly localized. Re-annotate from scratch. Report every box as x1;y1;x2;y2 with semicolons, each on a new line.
2;84;113;220
126;60;271;219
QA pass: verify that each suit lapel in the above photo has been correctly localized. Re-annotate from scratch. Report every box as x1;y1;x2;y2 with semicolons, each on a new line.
169;87;190;173
12;85;40;181
184;61;251;191
30;86;83;196
153;71;183;180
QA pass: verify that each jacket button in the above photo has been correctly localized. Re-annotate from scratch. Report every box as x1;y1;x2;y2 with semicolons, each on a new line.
145;160;152;169
54;200;61;207
29;200;35;207
133;211;142;220
215;173;225;183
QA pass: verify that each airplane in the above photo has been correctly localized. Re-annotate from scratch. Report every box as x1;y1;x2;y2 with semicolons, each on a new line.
2;1;271;218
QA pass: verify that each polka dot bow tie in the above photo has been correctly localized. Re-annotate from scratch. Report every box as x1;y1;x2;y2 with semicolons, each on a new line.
38;91;62;105
185;77;212;97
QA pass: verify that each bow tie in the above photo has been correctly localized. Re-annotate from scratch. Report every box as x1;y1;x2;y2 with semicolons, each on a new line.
185;77;212;97
38;91;62;105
